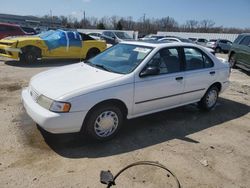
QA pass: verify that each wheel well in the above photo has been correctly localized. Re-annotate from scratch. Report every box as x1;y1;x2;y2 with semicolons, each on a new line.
20;45;42;58
209;82;222;92
81;99;128;132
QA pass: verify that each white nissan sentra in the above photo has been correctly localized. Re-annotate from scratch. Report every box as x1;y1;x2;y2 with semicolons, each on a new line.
22;41;230;140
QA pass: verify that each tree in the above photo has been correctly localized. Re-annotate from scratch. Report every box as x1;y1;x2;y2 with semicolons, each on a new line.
116;20;123;30
97;22;105;29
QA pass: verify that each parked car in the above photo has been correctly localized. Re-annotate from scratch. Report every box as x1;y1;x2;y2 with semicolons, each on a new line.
140;35;166;41
101;31;133;44
228;33;250;71
0;29;106;63
188;38;197;42
21;26;37;35
159;37;215;54
158;37;192;43
206;39;232;53
195;38;208;46
0;22;28;39
22;41;230;141
87;32;102;40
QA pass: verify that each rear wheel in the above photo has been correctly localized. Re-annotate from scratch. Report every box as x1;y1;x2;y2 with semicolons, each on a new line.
85;104;124;141
198;86;219;111
86;48;100;60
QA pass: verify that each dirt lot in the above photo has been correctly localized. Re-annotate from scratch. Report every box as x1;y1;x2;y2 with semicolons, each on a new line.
0;55;249;188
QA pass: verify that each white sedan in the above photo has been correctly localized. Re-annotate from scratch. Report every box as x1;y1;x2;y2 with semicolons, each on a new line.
22;41;230;141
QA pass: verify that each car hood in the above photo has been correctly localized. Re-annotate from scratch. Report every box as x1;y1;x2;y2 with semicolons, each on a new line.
30;63;123;100
1;36;41;42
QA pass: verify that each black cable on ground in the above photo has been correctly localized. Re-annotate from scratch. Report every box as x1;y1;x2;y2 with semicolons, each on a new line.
100;161;181;188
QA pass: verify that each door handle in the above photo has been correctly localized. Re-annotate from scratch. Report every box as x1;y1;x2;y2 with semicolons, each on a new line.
175;77;183;81
210;71;216;75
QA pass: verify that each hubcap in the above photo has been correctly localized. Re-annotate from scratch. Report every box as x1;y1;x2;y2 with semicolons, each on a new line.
94;111;119;137
206;90;218;108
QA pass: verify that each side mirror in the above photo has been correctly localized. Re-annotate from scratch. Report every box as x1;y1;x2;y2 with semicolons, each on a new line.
140;66;160;77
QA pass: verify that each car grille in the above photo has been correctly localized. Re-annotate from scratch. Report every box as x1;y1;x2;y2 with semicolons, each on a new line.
29;87;40;102
0;49;6;54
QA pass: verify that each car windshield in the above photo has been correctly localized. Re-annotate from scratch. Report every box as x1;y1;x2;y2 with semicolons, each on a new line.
37;30;55;38
85;43;153;74
114;32;133;39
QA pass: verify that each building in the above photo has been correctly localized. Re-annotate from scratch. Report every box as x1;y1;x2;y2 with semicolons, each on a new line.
0;13;62;29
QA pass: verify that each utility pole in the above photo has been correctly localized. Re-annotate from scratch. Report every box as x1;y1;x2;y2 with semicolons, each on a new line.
82;10;86;28
50;9;53;28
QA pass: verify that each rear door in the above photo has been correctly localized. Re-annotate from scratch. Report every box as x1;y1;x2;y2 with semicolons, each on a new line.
182;47;216;104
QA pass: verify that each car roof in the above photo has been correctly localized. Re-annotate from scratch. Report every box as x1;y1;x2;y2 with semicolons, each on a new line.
121;40;201;48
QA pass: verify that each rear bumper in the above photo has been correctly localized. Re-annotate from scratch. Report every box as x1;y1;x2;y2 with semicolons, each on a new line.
21;88;87;134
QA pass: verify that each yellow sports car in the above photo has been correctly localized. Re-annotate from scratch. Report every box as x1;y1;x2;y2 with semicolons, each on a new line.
0;30;106;63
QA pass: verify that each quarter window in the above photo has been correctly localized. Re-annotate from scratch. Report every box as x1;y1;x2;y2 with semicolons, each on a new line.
184;48;213;71
147;48;181;74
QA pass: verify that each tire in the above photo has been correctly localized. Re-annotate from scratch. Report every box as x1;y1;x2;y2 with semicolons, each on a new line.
20;50;38;63
229;53;236;68
85;104;124;141
86;48;100;60
198;86;219;111
215;47;221;53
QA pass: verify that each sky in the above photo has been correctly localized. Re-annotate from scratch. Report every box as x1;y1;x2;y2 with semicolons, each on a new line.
0;0;250;28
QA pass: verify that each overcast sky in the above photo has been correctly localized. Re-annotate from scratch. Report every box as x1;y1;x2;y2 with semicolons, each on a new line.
0;0;250;28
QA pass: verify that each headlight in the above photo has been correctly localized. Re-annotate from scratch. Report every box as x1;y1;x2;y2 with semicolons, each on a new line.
37;95;71;113
50;101;71;113
37;95;53;110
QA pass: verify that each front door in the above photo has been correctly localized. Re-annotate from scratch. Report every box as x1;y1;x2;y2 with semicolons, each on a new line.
134;47;184;116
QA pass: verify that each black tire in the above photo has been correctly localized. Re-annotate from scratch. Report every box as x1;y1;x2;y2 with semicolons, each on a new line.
229;53;236;68
86;48;100;60
198;86;219;111
20;50;38;63
215;47;221;53
85;104;124;141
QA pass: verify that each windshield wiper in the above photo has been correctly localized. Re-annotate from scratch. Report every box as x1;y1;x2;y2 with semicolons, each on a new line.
94;64;112;72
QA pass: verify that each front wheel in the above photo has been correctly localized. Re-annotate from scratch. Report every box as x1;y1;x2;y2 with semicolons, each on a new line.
229;53;236;68
20;51;38;63
215;47;221;53
85;104;124;141
198;86;219;111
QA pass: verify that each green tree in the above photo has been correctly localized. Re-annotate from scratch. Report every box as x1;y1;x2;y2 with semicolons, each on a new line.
97;22;105;29
116;21;123;30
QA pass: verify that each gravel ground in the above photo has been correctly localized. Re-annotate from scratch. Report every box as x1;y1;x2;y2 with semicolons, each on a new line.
0;54;249;188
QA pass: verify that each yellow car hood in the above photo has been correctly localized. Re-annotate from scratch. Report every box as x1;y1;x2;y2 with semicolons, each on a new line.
1;36;41;43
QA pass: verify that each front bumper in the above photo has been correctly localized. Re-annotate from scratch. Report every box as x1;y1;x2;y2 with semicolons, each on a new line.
21;88;87;134
0;44;20;60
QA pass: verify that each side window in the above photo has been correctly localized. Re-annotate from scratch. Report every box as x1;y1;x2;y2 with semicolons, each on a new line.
147;48;181;74
104;32;109;37
184;48;213;71
109;32;115;38
239;36;250;46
